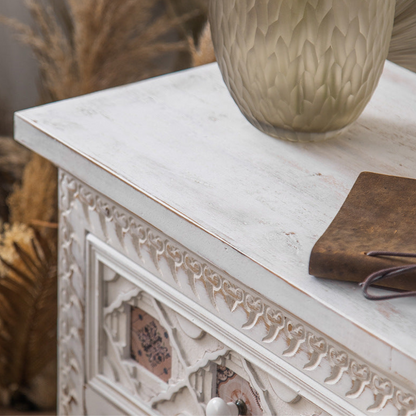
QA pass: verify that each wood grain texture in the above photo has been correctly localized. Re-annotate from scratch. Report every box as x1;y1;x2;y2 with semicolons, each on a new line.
14;61;416;396
78;176;412;416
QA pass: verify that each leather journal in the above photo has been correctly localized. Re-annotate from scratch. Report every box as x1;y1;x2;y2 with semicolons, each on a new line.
309;172;416;293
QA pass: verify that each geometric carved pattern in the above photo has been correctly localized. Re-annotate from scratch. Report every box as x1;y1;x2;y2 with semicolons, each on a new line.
59;170;416;416
88;239;247;415
89;246;326;416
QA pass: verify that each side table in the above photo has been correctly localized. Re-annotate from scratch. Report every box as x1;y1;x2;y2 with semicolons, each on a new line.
15;61;416;416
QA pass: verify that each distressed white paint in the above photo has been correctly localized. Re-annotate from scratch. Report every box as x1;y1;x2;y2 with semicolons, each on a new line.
60;173;413;416
0;0;39;134
57;170;337;415
14;61;416;415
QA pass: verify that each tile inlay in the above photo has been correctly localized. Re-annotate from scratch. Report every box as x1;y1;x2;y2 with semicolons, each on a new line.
216;366;263;416
131;306;172;382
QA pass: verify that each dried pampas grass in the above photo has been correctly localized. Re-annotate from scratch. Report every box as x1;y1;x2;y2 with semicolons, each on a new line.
0;0;209;410
388;0;416;73
0;225;57;410
8;153;57;229
0;137;31;223
189;22;216;67
166;0;208;42
1;0;195;102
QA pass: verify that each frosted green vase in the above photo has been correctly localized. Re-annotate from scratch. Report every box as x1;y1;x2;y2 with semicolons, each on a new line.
209;0;396;142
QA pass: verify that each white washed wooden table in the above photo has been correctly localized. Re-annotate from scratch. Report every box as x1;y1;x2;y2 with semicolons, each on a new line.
15;61;416;416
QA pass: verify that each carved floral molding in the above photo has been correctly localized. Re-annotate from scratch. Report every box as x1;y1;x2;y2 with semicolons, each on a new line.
59;173;85;415
58;171;416;416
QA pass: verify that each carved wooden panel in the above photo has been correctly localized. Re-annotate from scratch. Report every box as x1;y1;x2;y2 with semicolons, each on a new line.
85;232;329;416
59;170;415;416
87;234;230;415
58;172;86;416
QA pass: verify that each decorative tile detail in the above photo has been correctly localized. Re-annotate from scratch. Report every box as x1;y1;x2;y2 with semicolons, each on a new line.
216;366;263;416
59;171;416;416
131;307;172;382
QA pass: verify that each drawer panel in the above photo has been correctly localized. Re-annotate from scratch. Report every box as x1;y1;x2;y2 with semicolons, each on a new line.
85;235;327;416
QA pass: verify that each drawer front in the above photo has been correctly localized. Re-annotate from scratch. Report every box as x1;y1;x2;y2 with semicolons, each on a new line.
84;235;326;416
58;170;415;416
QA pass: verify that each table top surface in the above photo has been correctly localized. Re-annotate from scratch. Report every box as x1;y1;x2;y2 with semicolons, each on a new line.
15;61;416;375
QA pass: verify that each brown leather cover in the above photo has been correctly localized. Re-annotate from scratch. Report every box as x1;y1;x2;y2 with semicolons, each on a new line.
309;172;416;291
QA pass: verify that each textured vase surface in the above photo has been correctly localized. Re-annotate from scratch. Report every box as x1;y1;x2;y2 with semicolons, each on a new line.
209;0;396;142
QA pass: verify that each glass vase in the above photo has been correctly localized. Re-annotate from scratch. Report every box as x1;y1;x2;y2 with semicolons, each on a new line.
209;0;396;142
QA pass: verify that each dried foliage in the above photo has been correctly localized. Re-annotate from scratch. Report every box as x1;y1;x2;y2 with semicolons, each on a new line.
8;154;57;228
388;0;416;73
0;0;196;103
189;22;215;67
0;103;13;138
0;0;210;410
167;0;208;42
0;225;57;410
0;138;31;223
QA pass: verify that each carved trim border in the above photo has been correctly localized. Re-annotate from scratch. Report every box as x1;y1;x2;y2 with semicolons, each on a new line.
58;173;86;415
59;171;416;416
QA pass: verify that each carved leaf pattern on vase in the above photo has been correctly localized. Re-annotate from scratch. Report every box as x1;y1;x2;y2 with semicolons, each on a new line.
209;0;395;141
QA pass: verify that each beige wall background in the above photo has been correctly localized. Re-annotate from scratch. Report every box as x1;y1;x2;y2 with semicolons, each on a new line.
0;0;39;136
0;0;210;137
